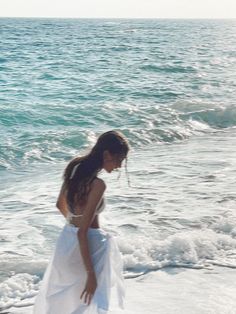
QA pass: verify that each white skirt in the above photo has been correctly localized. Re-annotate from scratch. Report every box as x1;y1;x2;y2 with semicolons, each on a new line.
33;224;125;314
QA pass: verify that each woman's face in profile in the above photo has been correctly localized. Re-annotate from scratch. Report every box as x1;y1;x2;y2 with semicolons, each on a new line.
103;152;126;173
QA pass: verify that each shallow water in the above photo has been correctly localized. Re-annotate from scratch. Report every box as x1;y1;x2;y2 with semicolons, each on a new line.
0;18;236;312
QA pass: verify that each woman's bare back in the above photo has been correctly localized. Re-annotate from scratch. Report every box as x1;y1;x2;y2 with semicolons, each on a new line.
56;178;105;229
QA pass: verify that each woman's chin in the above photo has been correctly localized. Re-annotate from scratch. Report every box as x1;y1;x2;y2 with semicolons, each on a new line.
104;168;112;173
104;167;115;173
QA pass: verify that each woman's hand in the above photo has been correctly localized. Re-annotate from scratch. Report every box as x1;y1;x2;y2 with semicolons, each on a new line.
80;272;97;306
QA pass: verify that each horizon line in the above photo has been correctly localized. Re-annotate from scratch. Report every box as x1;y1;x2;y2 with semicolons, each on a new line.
0;16;236;20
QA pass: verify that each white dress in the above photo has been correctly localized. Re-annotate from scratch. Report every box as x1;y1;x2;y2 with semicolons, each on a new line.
33;199;125;314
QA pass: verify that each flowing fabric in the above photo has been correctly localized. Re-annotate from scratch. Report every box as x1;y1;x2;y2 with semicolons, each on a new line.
33;223;125;314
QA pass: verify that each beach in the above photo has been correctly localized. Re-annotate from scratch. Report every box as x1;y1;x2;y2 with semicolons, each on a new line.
0;18;236;313
6;267;236;314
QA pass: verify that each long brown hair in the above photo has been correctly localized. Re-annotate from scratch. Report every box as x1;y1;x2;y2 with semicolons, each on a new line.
63;130;129;212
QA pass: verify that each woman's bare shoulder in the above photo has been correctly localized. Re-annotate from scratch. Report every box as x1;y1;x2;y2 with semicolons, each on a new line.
91;177;106;191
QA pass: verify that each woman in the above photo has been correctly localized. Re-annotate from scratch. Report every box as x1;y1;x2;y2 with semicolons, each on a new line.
33;130;129;314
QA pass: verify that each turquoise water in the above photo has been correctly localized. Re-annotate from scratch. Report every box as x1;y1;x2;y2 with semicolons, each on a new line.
1;18;236;168
0;18;236;312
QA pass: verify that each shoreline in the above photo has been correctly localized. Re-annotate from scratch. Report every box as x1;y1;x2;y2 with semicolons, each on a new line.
5;266;236;314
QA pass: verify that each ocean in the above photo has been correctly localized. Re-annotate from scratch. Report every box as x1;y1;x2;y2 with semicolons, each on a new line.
0;18;236;313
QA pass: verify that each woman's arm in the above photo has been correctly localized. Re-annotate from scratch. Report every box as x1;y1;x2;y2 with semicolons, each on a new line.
56;183;68;217
91;215;100;229
77;178;106;273
78;178;105;306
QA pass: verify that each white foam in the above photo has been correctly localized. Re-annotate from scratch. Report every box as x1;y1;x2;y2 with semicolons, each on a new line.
5;267;236;314
119;226;236;274
0;273;39;311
